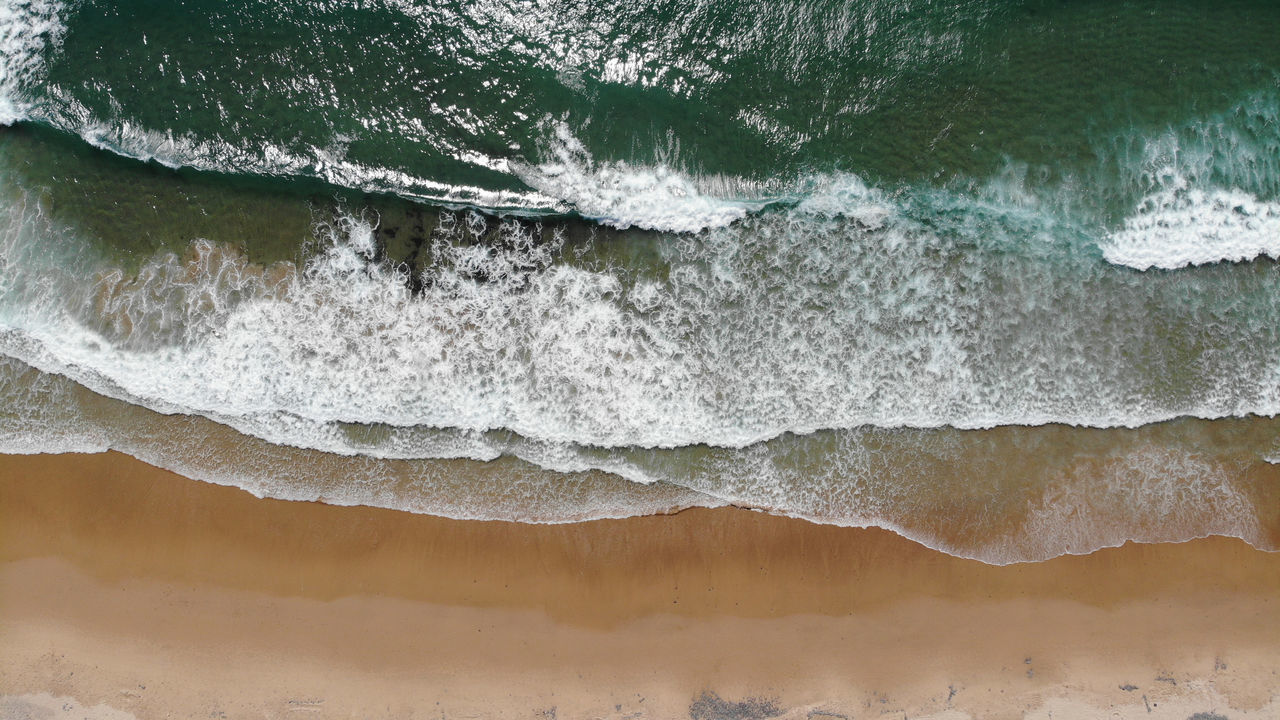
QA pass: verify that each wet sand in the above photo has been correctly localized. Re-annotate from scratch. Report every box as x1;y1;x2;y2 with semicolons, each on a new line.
1;450;1278;719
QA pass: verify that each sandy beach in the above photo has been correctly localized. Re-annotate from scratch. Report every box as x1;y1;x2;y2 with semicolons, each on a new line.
1;450;1278;719
5;2;1280;718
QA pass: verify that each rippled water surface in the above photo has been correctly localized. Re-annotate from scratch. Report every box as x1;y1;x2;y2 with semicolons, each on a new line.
1;0;1279;562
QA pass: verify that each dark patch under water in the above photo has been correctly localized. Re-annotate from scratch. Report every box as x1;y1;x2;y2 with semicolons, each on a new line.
688;691;783;720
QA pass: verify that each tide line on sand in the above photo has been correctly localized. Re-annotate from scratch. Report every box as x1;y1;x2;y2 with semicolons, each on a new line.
1;450;1278;719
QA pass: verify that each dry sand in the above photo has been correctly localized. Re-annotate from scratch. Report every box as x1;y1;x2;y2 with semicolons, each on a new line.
1;451;1278;719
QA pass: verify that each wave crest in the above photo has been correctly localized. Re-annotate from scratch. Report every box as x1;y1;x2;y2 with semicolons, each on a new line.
1104;172;1280;270
0;0;65;124
512;121;772;232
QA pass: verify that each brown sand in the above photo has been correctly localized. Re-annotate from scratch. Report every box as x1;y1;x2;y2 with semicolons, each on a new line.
1;451;1278;719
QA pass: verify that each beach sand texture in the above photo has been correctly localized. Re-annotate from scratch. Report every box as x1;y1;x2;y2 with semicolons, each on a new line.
1;451;1277;719
5;2;1280;717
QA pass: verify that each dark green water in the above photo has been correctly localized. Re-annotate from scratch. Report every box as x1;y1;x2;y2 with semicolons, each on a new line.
9;0;1280;216
1;0;1279;561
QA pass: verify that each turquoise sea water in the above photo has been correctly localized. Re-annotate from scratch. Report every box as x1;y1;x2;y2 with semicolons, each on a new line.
1;0;1278;562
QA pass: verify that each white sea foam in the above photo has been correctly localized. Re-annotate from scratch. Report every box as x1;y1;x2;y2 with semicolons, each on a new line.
0;351;110;454
19;92;760;222
1101;90;1280;270
20;88;764;228
0;1;1275;567
2;352;1273;565
3;161;1280;457
0;354;716;521
512;121;768;232
4;88;1280;454
794;173;894;228
0;0;65;124
47;100;560;211
0;0;64;122
1014;446;1260;561
1104;172;1280;270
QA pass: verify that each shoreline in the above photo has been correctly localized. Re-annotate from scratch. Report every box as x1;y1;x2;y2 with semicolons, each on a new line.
2;450;1279;718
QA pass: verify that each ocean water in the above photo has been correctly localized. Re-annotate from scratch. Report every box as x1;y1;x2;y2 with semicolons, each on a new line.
1;0;1279;562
